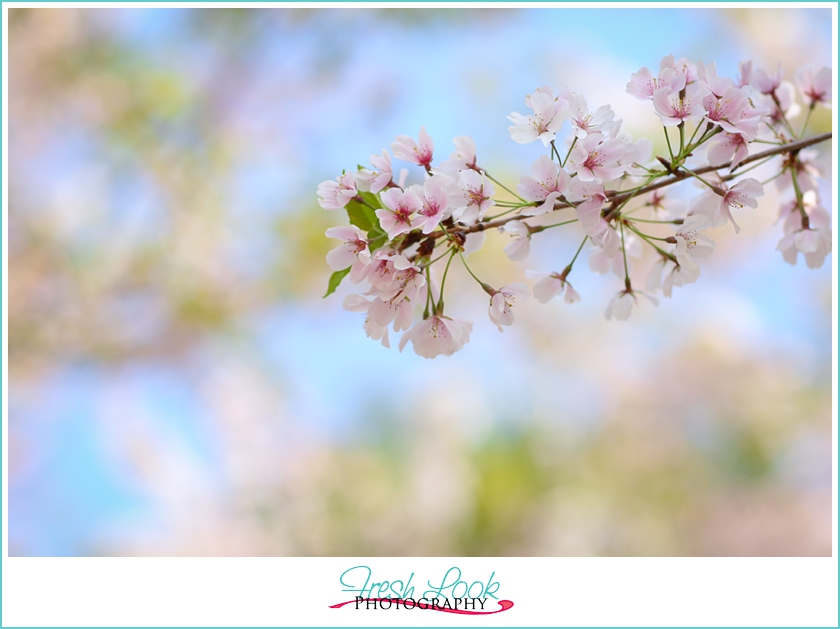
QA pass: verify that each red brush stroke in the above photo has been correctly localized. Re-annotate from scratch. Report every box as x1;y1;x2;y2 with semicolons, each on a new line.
329;597;514;615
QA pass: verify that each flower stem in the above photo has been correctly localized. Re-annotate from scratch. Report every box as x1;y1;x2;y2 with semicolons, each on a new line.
626;223;677;262
800;102;816;139
457;248;487;290
562;137;577;168
619;221;631;290
628;217;683;225
567;236;588;270
664;126;675;162
484;172;525;202
436;248;457;311
530;218;578;233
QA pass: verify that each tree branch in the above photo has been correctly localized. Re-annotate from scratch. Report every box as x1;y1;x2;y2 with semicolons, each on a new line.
429;131;832;238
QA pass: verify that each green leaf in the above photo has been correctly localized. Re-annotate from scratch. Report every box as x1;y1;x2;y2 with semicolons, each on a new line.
358;191;382;209
346;199;374;231
323;266;352;298
367;224;389;253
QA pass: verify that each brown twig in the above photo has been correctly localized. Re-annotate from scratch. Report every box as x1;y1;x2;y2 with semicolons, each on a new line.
427;131;832;238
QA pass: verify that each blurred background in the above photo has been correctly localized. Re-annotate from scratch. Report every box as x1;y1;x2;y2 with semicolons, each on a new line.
8;8;833;556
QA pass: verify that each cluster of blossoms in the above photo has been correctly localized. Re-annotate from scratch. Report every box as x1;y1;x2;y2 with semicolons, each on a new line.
318;55;832;359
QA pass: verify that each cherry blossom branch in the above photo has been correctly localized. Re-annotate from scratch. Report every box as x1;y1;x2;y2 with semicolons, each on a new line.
319;57;833;357
433;131;831;238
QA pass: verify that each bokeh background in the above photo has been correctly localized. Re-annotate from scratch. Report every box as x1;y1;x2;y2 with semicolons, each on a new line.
8;7;834;556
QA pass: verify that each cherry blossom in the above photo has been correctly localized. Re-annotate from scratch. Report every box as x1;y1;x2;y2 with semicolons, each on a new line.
451;169;495;225
646;259;701;298
659;54;698;85
377;188;423;240
751;64;783;95
356;149;393;194
697;61;735;97
325;225;370;282
488;283;530;331
652;82;707;126
320;54;832;356
706;131;750;170
566;132;627;183
343;294;390;348
776;149;826;194
411;176;450;234
605;289;658;321
517;155;570;215
317;173;357;210
434;136;478;180
626;66;686;101
500;220;531;261
719;178;764;233
776;191;833;269
566;92;615;139
508;88;569;146
399;315;473;359
673;215;715;269
368;295;415;332
568;178;607;230
391;127;435;167
527;270;580;304
795;65;831;106
702;86;750;133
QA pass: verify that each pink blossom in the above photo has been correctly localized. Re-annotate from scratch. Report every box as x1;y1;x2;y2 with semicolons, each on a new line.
646;259;700;298
317;173;357;210
775;149;826;195
411;176;450;234
508;88;569;146
737;60;752;88
703;86;750;133
697;61;734;98
626;66;685;101
488;283;529;331
605;289;658;321
368;295;415;332
706;132;750;170
567;133;627;183
569;179;612;239
517;155;570;216
434;136;478;180
376;261;426;305
757;82;801;129
398;315;473;359
450;170;495;225
325;226;371;283
751;64;782;95
567;178;608;224
776;191;832;268
391;127;435;167
364;250;412;294
500;220;531;261
719;178;764;233
566;92;615;139
450;136;477;169
356;149;393;194
526;270;580;304
673;215;715;269
376;188;423;240
342;294;390;348
653;82;707;127
589;230;639;277
659;54;698;85
795;65;831;106
777;227;832;269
